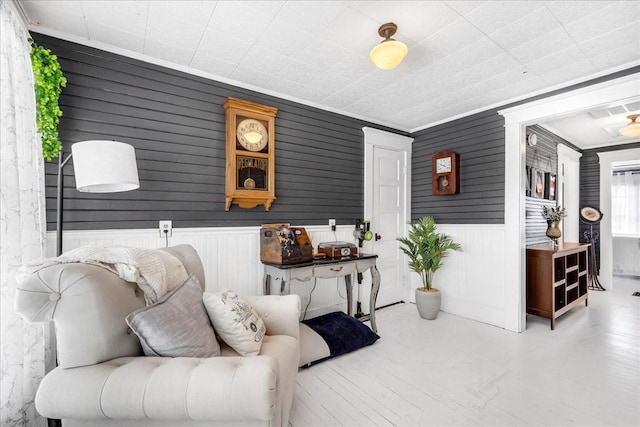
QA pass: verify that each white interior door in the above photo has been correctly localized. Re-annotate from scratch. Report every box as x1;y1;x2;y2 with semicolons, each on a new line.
372;147;405;307
557;144;582;242
363;128;413;310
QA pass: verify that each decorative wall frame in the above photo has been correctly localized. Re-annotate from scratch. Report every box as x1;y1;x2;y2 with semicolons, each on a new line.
544;172;556;200
533;168;545;198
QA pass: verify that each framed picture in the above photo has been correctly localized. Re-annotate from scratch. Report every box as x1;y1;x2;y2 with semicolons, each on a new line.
525;166;532;197
533;168;545;198
545;173;556;200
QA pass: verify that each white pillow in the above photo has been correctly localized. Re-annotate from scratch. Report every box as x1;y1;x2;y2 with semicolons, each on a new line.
202;290;266;356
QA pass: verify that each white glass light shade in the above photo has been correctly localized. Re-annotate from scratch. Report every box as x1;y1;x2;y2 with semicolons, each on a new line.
619;115;640;137
71;140;139;192
370;39;408;70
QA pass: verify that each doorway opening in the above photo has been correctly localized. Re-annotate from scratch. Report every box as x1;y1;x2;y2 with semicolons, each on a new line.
500;73;640;332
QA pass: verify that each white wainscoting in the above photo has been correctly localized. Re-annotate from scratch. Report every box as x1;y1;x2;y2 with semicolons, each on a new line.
46;225;357;320
47;223;508;327
405;224;507;328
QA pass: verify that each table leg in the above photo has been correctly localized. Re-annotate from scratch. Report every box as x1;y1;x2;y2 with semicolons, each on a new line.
345;273;353;316
263;274;271;295
370;265;380;333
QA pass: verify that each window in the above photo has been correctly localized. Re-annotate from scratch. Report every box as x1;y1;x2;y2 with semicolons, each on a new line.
611;170;640;236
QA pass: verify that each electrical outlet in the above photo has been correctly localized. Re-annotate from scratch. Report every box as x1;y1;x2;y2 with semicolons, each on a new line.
329;218;336;231
159;220;173;238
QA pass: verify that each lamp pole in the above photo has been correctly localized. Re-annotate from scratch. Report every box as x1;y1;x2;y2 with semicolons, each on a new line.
56;151;73;256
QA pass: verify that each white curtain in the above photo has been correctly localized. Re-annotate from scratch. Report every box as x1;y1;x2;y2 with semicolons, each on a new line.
0;1;48;426
612;171;640;236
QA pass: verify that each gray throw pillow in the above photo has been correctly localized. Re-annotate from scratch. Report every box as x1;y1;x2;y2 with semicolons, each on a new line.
126;274;220;357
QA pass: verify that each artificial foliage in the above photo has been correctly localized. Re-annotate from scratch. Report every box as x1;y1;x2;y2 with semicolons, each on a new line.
541;205;567;222
397;216;462;291
29;38;67;161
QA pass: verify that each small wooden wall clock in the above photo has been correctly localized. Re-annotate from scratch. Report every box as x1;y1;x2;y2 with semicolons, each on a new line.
223;97;278;211
432;150;459;195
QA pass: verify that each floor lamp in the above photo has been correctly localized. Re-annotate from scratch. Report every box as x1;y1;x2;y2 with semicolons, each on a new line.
57;140;139;256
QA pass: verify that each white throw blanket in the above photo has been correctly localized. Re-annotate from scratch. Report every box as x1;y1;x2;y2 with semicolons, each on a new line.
16;246;188;304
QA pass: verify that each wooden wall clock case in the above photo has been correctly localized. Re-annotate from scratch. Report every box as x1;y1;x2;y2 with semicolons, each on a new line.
223;97;277;211
432;150;459;195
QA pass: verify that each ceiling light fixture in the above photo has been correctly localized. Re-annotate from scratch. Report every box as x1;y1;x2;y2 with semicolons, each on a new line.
370;22;408;70
619;114;640;137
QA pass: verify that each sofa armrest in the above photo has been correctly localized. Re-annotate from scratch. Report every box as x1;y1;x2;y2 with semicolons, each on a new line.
36;356;279;422
244;294;300;340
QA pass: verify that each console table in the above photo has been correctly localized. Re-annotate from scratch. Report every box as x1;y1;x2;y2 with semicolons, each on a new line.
262;254;380;332
526;242;589;330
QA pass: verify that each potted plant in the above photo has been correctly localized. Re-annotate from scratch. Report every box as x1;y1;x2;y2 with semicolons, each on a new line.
541;206;566;245
397;216;461;320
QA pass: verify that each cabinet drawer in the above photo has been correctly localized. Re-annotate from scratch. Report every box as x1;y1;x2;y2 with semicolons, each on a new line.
313;262;356;278
289;267;314;283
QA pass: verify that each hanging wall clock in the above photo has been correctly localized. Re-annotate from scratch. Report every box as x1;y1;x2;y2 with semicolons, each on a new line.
223;97;277;211
432;150;460;195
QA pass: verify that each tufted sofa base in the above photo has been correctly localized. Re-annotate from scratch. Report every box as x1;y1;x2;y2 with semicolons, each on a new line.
62;420;279;427
15;245;300;427
38;336;298;425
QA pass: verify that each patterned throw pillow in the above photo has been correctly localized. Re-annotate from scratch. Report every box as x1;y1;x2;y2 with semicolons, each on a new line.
202;290;266;356
126;274;220;358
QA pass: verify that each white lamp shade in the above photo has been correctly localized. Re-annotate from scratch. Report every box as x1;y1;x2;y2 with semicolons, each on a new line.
370;39;408;70
71;140;139;192
619;115;640;137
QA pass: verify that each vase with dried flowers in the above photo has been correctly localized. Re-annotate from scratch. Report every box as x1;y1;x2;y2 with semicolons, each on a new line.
541;206;566;245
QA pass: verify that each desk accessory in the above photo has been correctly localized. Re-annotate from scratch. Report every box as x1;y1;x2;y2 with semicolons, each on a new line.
260;223;313;265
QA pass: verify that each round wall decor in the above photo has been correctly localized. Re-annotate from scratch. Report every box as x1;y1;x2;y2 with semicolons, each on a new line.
580;206;603;224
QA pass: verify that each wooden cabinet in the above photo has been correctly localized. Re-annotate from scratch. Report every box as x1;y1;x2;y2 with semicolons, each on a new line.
526;242;589;330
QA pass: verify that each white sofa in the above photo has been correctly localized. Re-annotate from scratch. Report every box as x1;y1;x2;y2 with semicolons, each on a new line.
15;244;300;427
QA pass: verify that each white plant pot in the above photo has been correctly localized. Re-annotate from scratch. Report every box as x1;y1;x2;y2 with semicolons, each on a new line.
415;287;441;320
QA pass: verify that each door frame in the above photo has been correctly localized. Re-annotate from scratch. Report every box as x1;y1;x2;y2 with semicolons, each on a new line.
598;148;640;288
556;144;582;242
499;72;640;332
362;127;414;301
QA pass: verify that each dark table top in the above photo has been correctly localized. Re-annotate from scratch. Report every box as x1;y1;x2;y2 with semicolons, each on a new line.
262;253;377;269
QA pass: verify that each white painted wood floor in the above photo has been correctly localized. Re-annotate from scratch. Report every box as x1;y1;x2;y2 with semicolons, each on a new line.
290;277;640;426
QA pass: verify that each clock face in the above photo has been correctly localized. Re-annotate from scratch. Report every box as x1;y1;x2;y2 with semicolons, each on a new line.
237;118;268;152
436;157;452;173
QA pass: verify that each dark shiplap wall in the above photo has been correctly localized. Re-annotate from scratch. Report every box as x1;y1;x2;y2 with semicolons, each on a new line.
411;110;505;223
411;66;640;224
36;34;405;231
579;142;640;271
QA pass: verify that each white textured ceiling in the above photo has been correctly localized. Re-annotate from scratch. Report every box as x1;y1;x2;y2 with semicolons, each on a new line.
540;100;640;149
17;0;640;146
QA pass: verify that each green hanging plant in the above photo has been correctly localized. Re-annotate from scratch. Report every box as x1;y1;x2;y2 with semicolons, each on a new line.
29;38;67;161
